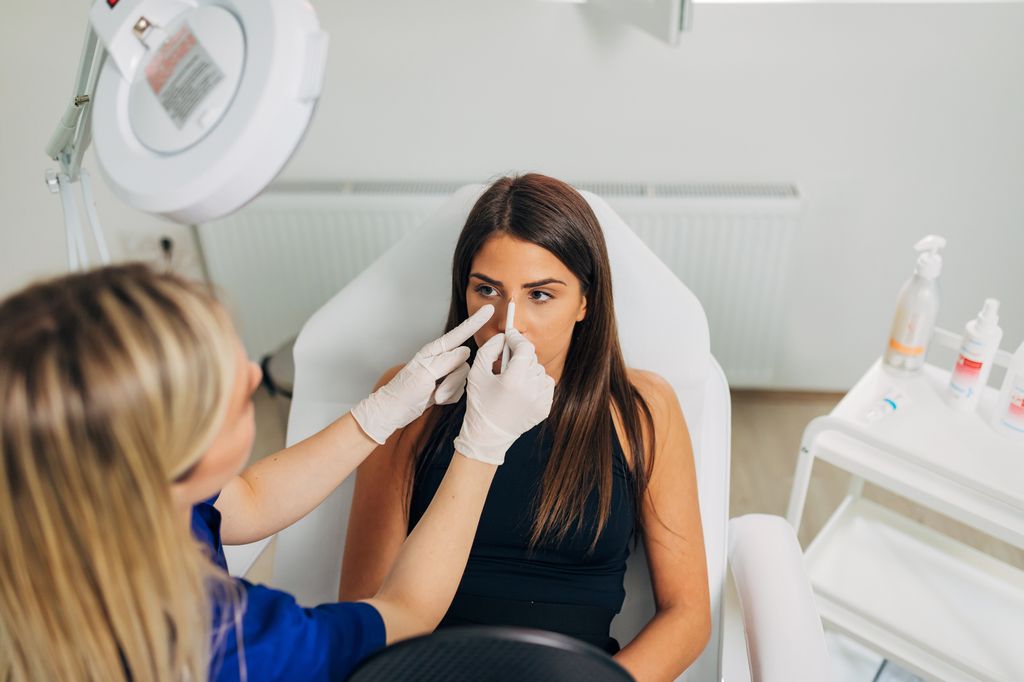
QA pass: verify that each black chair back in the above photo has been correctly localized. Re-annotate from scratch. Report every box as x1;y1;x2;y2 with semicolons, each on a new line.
349;626;635;682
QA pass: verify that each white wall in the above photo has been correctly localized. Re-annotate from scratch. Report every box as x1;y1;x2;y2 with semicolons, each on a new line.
3;1;1023;390
0;1;200;296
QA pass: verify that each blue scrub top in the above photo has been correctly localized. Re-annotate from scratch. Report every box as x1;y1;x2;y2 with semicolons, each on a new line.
191;497;386;681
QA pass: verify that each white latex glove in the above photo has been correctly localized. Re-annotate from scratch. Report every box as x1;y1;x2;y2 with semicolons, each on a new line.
453;328;555;465
353;305;495;444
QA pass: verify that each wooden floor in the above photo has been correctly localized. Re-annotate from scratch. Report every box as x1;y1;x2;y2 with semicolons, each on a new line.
731;389;1024;568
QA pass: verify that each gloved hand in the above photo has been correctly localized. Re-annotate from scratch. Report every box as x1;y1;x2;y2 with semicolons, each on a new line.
353;305;495;444
453;328;555;465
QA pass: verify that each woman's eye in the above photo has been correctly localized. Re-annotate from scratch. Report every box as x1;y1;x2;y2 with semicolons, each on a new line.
474;285;499;298
529;290;553;303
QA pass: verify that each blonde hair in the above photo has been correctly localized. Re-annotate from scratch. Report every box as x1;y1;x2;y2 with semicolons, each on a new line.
0;264;242;681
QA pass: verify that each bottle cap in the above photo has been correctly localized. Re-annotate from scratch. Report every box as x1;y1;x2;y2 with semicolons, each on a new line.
973;298;1000;335
914;234;946;279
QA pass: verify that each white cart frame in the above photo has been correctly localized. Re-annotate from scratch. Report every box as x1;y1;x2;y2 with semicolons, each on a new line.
786;330;1024;682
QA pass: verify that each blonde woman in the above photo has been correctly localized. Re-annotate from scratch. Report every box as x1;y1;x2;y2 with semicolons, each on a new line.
0;263;553;681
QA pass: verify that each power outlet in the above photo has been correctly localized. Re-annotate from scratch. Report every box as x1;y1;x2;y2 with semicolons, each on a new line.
118;228;207;281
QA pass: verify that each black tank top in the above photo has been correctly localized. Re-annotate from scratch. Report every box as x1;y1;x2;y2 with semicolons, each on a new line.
408;418;636;648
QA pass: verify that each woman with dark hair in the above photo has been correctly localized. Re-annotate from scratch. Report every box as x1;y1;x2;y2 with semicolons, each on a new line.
340;174;711;680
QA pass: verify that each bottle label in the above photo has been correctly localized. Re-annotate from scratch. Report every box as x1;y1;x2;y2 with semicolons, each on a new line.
999;383;1024;434
889;311;929;356
950;354;984;399
888;338;925;356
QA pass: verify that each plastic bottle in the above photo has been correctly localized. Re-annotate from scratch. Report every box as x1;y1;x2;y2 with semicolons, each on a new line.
883;235;945;373
991;341;1024;440
948;299;1003;411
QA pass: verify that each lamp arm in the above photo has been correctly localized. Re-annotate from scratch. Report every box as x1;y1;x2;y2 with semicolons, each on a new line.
46;23;106;182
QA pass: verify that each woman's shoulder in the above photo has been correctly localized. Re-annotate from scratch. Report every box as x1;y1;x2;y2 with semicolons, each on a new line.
625;368;679;416
613;369;685;468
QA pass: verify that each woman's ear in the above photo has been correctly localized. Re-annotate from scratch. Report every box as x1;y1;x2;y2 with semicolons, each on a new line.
576;295;587;323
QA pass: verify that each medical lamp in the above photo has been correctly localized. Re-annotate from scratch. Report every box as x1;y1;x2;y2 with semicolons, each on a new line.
45;0;328;270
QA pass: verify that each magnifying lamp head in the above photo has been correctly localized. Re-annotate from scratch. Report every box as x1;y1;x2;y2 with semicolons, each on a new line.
89;0;328;223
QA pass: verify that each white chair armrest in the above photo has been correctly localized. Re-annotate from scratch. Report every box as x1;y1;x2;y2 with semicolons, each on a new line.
728;514;832;682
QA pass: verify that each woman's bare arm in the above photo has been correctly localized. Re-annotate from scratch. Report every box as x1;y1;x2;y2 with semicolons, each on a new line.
215;412;380;545
338;365;425;600
360;452;496;643
342;365;484;642
613;370;712;681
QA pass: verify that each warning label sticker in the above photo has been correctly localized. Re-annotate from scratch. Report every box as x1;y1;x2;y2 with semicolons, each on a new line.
145;25;224;129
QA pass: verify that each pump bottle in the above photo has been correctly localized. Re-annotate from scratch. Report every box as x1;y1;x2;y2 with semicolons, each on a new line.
883;235;946;373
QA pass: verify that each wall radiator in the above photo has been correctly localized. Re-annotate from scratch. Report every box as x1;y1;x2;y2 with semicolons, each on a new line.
198;181;800;387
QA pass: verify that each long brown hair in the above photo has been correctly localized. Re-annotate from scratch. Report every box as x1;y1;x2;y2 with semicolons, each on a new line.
411;174;656;550
0;264;242;681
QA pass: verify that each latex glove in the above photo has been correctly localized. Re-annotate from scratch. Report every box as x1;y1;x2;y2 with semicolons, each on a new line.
453;328;555;465
353;305;495;444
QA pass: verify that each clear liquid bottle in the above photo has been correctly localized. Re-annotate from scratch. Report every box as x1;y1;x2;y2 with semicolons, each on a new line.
883;235;945;373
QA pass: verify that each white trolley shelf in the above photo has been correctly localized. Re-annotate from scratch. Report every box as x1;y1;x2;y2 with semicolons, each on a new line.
787;357;1024;682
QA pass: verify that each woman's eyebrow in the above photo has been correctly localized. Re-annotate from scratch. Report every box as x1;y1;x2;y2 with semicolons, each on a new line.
521;278;566;289
470;272;503;287
470;273;567;289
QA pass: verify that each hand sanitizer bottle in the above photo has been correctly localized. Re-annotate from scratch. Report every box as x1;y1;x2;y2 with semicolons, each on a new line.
948;298;1003;411
883;235;945;373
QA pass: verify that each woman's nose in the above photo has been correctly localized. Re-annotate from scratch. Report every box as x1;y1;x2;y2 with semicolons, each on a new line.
497;297;521;334
497;305;508;332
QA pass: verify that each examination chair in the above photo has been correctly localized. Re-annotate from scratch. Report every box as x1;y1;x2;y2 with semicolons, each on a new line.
273;185;832;681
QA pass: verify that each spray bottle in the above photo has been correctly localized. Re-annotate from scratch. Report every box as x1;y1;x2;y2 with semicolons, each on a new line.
948;299;1003;411
883;235;946;373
